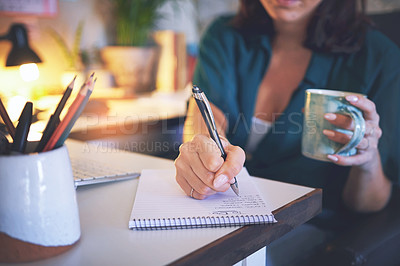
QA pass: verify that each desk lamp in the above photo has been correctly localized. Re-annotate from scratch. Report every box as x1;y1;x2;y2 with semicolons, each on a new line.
0;23;42;81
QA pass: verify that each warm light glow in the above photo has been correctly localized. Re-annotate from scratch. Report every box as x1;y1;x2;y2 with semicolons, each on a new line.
7;95;29;121
19;63;40;82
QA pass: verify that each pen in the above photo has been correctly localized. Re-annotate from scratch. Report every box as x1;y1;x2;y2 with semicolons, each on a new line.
0;98;16;139
36;77;75;152
192;85;239;196
11;101;32;153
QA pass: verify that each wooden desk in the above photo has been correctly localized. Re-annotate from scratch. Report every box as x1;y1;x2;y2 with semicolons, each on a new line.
4;140;321;265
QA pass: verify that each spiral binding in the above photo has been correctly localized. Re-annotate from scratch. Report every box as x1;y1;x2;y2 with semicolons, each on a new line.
131;214;275;230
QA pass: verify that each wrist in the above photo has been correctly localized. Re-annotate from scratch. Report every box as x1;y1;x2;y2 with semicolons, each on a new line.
353;148;380;173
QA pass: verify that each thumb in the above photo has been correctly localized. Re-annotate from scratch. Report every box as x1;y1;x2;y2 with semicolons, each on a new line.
213;144;245;190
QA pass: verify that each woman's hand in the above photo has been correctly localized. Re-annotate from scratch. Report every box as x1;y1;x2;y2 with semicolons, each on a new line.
322;95;382;168
174;134;245;200
323;95;391;212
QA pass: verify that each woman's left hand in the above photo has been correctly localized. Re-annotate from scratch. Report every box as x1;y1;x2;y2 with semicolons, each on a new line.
323;95;382;166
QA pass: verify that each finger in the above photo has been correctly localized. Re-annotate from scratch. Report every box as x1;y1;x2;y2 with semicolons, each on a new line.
324;120;380;148
178;140;217;187
345;95;379;122
365;124;382;138
187;165;218;196
192;134;225;172
214;144;245;190
324;113;354;130
323;129;377;153
323;129;352;144
190;156;218;189
323;129;375;152
324;113;377;134
219;135;231;149
175;145;217;197
181;141;218;188
356;137;370;150
327;153;372;166
175;161;216;199
175;172;196;198
175;173;214;200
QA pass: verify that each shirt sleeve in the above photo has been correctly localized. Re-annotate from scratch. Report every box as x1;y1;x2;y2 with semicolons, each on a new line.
370;39;400;185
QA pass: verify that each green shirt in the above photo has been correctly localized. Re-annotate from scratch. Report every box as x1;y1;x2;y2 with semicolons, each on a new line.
193;15;400;211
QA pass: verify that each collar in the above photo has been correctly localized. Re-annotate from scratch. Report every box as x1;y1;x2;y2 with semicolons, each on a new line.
303;51;335;88
255;34;335;88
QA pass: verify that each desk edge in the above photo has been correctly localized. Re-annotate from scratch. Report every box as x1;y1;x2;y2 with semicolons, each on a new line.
169;188;322;266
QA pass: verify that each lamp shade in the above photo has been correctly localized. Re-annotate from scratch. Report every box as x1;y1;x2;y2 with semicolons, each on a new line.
1;24;42;67
6;46;42;67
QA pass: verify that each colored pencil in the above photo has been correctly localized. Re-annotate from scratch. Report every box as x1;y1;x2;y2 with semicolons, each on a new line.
35;77;75;152
54;78;96;148
43;74;94;152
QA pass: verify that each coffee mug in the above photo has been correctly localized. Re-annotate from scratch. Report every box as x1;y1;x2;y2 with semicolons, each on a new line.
302;89;366;162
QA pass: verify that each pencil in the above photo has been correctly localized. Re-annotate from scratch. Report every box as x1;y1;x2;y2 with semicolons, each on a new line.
0;98;16;139
54;78;96;148
43;75;94;152
35;77;75;152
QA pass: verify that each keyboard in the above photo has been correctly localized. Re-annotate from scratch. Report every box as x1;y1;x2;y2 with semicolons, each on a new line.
70;156;140;187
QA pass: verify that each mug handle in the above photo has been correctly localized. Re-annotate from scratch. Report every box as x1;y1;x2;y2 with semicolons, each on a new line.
334;106;366;155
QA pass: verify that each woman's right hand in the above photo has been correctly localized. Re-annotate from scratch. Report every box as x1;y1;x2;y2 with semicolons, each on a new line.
174;134;245;200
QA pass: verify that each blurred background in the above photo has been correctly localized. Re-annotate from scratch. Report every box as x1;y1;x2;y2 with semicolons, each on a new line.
0;0;398;158
0;0;398;102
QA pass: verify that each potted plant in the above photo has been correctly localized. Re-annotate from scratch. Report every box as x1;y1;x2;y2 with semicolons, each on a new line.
101;0;175;94
48;21;87;88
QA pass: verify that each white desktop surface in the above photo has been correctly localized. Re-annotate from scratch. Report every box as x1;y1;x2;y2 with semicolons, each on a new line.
5;140;314;266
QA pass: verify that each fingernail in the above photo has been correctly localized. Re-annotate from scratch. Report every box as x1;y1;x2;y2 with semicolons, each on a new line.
213;174;228;188
323;130;335;137
346;95;358;102
327;155;339;162
324;113;336;120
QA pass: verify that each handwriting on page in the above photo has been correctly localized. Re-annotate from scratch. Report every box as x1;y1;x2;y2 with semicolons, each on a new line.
212;195;267;215
129;169;277;229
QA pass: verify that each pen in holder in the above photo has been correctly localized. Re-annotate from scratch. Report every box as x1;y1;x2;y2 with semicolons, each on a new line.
0;143;80;262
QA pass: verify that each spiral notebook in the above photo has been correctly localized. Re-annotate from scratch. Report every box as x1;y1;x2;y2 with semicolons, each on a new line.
129;168;277;230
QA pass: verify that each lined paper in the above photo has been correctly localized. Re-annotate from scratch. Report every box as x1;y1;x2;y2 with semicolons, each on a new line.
129;168;277;230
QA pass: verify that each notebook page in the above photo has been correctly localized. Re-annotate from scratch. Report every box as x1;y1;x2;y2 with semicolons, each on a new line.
129;168;277;228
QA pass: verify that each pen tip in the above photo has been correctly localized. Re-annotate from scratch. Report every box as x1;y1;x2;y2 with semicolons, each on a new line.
232;185;240;196
231;177;239;196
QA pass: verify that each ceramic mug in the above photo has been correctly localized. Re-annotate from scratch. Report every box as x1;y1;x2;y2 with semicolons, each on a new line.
0;145;80;262
302;89;366;162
